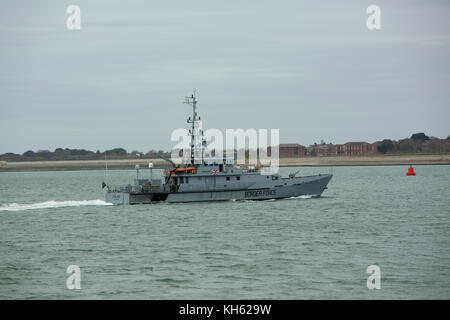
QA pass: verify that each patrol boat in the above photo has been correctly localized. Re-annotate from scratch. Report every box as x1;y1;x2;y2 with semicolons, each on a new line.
104;93;332;204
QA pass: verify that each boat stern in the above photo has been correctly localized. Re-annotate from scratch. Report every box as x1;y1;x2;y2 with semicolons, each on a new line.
105;192;130;205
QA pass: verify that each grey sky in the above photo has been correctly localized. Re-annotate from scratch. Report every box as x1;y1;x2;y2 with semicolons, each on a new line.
1;0;449;154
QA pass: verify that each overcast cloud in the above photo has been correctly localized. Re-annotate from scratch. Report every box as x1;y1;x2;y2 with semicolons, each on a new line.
0;0;449;154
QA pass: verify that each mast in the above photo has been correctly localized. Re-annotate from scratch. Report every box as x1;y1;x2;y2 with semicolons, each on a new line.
184;90;199;165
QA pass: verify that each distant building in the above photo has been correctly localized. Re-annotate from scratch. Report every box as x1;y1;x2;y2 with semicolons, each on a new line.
307;143;335;157
342;142;376;156
335;144;345;155
422;137;450;153
269;144;307;158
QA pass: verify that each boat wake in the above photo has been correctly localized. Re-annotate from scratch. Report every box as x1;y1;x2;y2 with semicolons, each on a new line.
0;200;113;212
241;195;315;202
288;195;315;199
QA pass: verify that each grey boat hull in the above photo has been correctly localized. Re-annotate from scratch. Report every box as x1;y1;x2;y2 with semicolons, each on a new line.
106;174;332;204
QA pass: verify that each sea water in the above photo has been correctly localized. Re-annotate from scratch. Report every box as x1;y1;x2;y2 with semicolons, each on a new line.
0;165;449;299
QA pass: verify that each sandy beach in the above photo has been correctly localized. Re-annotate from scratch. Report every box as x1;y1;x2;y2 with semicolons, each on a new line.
0;154;449;172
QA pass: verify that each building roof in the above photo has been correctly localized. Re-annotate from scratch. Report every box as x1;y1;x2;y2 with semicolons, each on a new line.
279;143;305;148
344;141;370;145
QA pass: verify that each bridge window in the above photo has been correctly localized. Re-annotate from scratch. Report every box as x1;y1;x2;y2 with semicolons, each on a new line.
226;177;230;181
180;177;184;184
185;177;189;184
236;176;240;181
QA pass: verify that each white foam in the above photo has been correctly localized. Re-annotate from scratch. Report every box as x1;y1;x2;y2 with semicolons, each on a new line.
0;200;113;212
288;195;315;199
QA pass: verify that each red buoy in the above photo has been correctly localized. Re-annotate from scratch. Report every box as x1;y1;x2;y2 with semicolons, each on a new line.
406;165;416;176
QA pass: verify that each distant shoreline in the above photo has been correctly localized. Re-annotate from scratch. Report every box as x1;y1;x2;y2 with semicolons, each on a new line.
1;154;449;172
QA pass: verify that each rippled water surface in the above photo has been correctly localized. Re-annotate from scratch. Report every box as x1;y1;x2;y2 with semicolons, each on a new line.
0;165;449;299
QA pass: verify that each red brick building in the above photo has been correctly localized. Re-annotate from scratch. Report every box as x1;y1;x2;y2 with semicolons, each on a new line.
342;142;376;156
335;144;345;155
307;143;336;156
269;144;307;158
